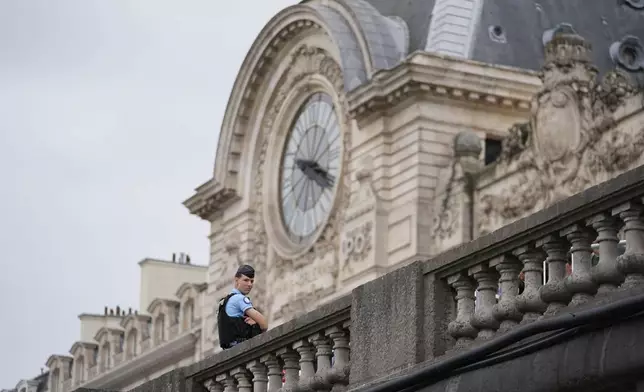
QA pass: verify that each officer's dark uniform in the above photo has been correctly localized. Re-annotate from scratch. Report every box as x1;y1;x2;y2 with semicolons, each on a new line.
217;265;263;349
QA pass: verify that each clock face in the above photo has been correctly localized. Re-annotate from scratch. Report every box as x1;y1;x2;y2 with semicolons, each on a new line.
279;92;341;245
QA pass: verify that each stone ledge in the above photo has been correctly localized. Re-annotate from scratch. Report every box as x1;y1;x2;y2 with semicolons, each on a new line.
422;164;644;277
349;285;644;392
186;294;352;381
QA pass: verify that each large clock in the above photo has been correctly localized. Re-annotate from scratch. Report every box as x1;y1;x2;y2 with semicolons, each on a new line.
279;92;342;246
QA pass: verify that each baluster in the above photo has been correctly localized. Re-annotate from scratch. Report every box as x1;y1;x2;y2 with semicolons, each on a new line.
260;354;282;392
204;380;224;392
247;360;269;392
538;235;572;316
469;264;499;339
588;213;624;292
562;224;598;305
215;374;237;392
309;333;333;391
294;340;315;391
514;245;547;323
447;273;478;348
491;255;523;333
277;348;300;392
326;325;350;388
614;201;644;288
232;368;252;392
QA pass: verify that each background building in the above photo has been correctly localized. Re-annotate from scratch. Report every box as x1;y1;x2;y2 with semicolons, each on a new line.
5;1;643;391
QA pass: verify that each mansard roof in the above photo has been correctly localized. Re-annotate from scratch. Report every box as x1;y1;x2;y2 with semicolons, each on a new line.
175;282;207;298
93;327;123;342
365;0;644;76
45;355;72;368
119;313;152;329
147;298;180;314
69;341;98;356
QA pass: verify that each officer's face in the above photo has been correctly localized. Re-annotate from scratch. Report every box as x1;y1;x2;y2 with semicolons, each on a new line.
235;274;254;295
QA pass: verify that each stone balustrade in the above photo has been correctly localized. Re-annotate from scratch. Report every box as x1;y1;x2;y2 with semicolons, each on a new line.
189;296;350;392
170;324;179;340
348;165;644;392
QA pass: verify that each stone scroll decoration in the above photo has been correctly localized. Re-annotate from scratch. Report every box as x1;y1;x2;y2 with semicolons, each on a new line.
432;131;483;253
338;156;385;281
477;26;644;236
250;45;352;323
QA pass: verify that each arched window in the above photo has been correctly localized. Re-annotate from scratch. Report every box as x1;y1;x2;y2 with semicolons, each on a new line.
154;315;165;344
119;334;124;353
126;329;138;358
101;342;111;370
75;356;85;383
50;368;60;392
182;301;194;330
173;303;180;325
92;347;99;366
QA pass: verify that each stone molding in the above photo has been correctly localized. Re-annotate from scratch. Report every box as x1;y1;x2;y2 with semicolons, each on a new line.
347;52;541;123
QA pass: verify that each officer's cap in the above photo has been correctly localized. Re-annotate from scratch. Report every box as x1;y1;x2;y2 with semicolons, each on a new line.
235;264;255;278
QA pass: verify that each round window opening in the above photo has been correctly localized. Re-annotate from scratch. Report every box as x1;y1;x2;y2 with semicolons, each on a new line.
278;92;342;247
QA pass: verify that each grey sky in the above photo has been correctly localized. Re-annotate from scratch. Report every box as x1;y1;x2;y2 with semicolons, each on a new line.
0;0;296;386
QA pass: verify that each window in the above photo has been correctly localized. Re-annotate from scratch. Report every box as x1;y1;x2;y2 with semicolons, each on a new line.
154;315;165;344
182;301;194;330
126;329;138;358
484;137;502;165
75;356;85;383
101;343;111;370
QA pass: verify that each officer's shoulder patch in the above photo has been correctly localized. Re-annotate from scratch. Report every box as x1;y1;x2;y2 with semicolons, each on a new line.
243;296;252;304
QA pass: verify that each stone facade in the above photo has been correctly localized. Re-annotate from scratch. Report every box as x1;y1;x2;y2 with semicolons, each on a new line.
183;0;644;357
7;1;644;392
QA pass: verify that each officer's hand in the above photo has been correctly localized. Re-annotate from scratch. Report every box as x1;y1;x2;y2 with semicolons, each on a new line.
244;317;257;325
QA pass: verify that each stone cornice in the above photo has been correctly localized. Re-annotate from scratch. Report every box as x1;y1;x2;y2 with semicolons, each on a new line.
183;179;239;221
347;51;542;121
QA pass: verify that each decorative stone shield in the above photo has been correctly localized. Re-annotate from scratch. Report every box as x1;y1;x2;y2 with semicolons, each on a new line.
532;87;582;162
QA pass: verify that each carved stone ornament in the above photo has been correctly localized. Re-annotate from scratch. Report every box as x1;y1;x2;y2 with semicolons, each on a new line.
478;29;644;235
341;222;373;264
249;45;351;317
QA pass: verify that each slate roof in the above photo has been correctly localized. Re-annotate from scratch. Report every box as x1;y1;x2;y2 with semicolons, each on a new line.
364;0;644;75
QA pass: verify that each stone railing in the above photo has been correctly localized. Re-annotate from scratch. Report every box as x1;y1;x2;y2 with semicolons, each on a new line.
87;366;97;379
140;337;150;353
179;295;351;392
113;352;123;366
170;324;179;340
350;164;644;392
62;379;71;392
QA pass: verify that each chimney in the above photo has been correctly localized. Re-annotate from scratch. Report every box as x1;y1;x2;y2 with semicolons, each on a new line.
186;255;191;264
135;310;138;315
109;309;114;315
116;305;120;315
128;307;132;315
172;253;176;262
104;306;108;315
41;368;44;374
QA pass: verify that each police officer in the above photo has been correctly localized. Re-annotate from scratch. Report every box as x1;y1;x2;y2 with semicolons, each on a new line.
217;264;268;349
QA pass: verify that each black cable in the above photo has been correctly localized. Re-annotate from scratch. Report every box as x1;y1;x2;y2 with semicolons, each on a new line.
453;308;644;377
362;292;644;392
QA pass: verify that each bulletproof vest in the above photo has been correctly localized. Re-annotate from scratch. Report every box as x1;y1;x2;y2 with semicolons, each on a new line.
217;293;262;349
